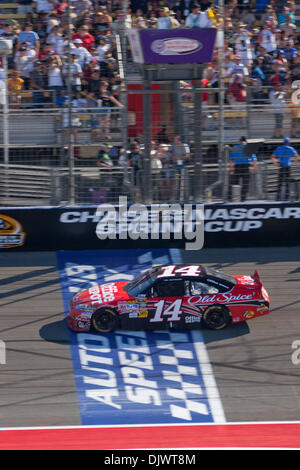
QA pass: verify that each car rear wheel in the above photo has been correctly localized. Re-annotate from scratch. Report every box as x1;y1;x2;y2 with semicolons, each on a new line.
92;308;119;333
202;305;231;330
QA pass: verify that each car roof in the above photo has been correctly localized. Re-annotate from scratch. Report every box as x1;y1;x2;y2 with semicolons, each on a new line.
148;264;236;285
151;264;206;278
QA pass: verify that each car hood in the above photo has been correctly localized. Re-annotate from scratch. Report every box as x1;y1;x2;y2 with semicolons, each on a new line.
72;281;132;307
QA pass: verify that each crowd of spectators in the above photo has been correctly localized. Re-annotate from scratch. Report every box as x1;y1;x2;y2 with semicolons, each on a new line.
197;0;300;136
1;0;125;139
0;0;299;139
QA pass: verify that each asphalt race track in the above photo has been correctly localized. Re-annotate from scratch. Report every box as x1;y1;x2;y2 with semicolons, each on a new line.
0;252;80;427
1;246;300;430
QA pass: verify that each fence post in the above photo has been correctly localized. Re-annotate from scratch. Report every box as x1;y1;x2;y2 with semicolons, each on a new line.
50;168;62;205
2;55;9;169
143;80;152;204
193;81;203;202
222;145;230;201
69;142;75;204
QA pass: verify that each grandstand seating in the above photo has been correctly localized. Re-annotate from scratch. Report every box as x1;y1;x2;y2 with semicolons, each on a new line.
0;3;29;20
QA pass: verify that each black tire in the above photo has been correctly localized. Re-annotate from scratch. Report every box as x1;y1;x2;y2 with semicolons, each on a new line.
202;305;231;330
91;308;119;333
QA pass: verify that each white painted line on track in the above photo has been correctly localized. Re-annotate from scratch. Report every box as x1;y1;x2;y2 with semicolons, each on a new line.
2;420;300;431
191;330;226;424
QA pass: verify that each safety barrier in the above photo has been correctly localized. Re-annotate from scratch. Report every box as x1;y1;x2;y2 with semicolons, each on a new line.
0;202;299;251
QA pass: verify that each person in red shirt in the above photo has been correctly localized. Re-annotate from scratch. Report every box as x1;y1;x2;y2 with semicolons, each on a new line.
228;74;247;127
39;44;54;62
54;1;67;15
72;25;95;51
228;74;247;104
201;78;210;129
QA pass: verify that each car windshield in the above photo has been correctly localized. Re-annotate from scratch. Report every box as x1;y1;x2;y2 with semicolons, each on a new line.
205;267;237;285
124;267;160;297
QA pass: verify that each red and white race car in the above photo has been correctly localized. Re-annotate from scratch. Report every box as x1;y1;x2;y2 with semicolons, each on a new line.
67;264;270;333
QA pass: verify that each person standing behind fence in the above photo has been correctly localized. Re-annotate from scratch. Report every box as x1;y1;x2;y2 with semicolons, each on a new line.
128;142;144;201
17;23;40;56
30;61;47;108
87;80;123;140
271;137;299;200
157;7;180;29
185;3;215;28
233;23;253;67
228;136;258;202
47;53;63;98
269;82;287;138
8;70;24;109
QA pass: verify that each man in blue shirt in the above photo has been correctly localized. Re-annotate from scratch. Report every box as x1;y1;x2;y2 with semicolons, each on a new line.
228;137;257;202
271;137;299;200
17;23;40;54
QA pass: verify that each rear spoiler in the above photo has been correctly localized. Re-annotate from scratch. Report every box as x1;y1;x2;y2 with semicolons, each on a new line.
252;270;262;287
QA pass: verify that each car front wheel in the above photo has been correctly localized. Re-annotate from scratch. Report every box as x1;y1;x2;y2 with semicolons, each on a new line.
92;308;119;333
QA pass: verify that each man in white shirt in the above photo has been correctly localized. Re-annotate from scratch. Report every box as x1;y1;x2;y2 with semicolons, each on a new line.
269;83;286;138
63;53;82;93
47;25;65;56
157;7;173;29
96;37;111;62
260;23;277;54
35;0;54;14
226;54;249;82
14;44;36;88
185;3;214;28
72;38;91;68
233;24;253;66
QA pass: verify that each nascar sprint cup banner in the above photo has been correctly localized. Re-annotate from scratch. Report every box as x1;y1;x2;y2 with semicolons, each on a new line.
0;202;300;251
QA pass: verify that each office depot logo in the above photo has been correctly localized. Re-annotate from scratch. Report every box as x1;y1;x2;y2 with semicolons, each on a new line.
0;214;25;249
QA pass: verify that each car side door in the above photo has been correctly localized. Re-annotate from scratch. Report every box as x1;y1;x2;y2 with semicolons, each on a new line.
144;277;185;325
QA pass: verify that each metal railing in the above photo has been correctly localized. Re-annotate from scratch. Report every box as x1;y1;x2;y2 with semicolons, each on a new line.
7;89;57;109
2;157;300;206
0;164;134;206
0;84;299;206
0;85;299;146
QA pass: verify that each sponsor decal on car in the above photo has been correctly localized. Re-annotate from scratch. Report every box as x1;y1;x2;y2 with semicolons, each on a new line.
188;292;253;305
138;309;148;318
185;315;202;324
257;306;268;313
243;310;255;319
101;283;118;302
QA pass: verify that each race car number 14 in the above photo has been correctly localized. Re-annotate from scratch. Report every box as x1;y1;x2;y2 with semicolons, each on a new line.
150;299;183;323
157;265;202;278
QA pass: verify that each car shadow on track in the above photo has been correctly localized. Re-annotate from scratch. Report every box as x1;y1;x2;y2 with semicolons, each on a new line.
201;321;250;344
40;318;250;345
40;319;71;345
